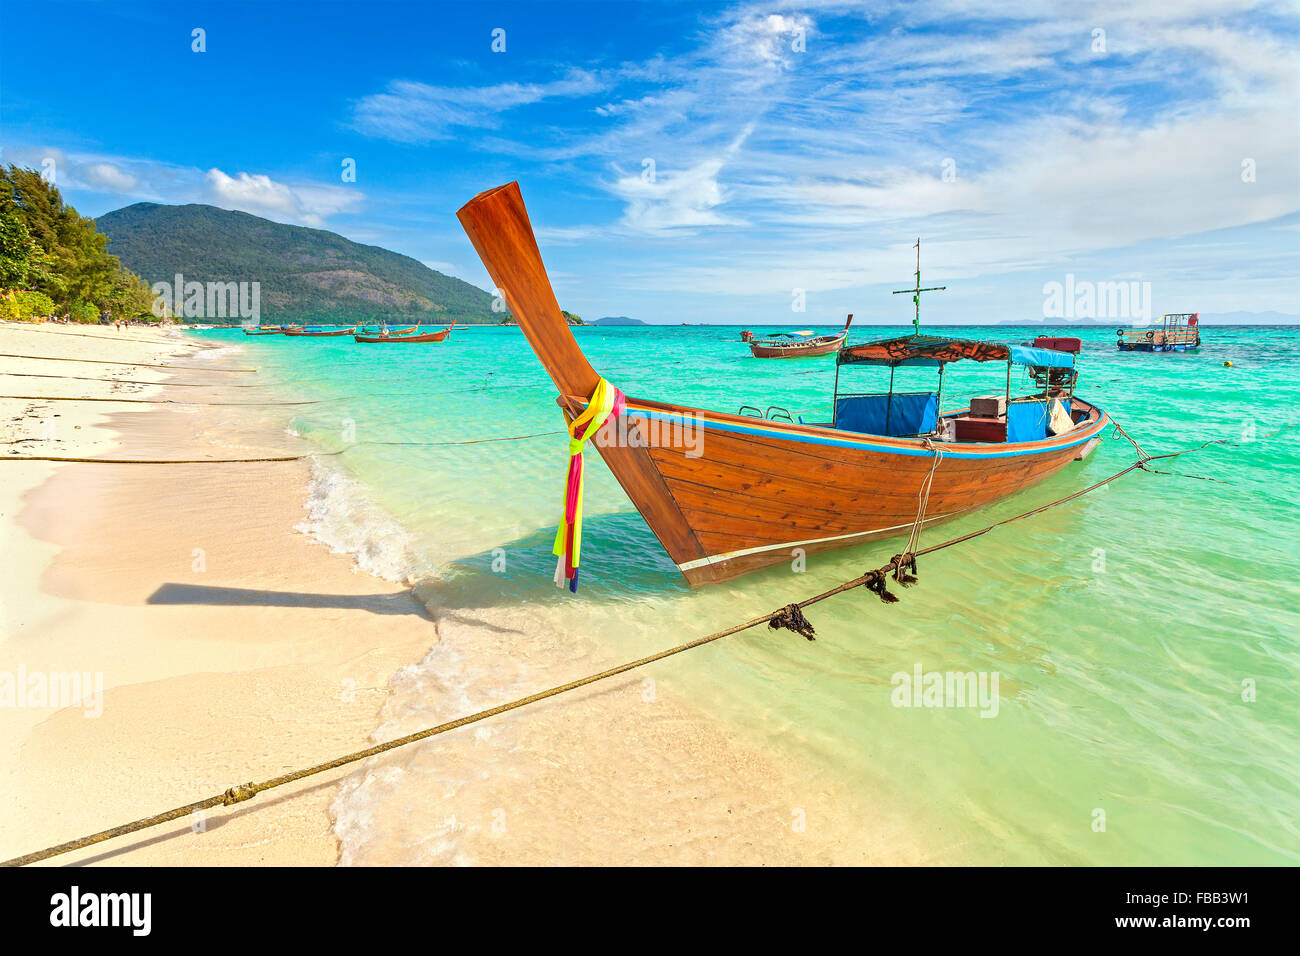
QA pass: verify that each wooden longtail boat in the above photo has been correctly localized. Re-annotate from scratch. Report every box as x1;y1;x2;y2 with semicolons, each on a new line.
356;324;418;337
747;317;852;358
457;182;1109;587
282;325;357;337
1117;313;1200;352
243;326;285;335
353;321;454;344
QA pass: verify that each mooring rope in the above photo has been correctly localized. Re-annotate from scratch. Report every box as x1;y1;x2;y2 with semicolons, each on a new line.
3;420;1288;866
0;371;270;388
0;353;255;372
0;430;568;464
0;324;186;346
0;395;328;406
904;438;944;557
0;452;336;464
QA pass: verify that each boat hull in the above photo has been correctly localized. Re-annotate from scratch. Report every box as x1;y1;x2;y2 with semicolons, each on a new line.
283;327;356;337
353;327;452;343
243;328;284;335
568;394;1109;586
1117;341;1199;352
748;332;846;358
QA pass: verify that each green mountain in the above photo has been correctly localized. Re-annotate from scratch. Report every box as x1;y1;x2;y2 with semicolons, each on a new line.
95;203;498;324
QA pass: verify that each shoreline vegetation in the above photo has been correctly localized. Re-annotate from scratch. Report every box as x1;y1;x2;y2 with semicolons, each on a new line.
0;165;155;325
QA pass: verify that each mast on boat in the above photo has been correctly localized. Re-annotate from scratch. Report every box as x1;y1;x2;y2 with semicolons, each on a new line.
891;238;945;334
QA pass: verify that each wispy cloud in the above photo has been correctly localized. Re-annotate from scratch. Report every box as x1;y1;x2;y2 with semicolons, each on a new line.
443;0;1299;296
352;69;604;142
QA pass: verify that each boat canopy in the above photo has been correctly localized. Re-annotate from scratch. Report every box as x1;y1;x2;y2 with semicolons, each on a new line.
837;334;1076;369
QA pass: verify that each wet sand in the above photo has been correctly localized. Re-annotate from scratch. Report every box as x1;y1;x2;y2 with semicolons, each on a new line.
0;321;926;866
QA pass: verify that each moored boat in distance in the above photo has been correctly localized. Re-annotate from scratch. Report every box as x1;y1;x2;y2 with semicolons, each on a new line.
457;182;1109;587
1117;313;1201;352
747;317;851;358
353;321;455;343
243;325;285;335
282;325;357;337
356;323;418;337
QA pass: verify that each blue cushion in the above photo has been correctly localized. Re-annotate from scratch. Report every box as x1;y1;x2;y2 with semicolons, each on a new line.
1006;398;1074;443
1006;400;1042;443
836;392;938;437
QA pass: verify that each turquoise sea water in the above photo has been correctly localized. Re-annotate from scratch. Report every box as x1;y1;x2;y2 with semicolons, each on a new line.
202;323;1300;864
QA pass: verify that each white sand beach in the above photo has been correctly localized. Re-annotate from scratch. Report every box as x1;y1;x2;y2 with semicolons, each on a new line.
0;321;924;866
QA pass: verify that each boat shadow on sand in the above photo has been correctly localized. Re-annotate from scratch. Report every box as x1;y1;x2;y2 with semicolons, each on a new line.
145;583;431;618
427;511;688;610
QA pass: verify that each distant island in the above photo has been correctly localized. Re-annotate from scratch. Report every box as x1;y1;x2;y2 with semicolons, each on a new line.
591;316;646;326
500;310;584;326
96;202;503;325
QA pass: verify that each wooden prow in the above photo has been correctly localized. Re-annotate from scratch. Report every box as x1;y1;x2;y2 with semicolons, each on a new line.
456;182;599;398
844;313;854;331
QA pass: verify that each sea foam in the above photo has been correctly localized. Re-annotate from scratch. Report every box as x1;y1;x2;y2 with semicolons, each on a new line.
295;457;425;583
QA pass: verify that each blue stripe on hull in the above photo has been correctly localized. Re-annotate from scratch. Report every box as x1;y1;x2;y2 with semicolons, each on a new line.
623;406;1107;461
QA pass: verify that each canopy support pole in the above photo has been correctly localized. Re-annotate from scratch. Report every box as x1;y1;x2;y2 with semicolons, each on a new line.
885;365;896;433
832;359;841;428
935;362;945;428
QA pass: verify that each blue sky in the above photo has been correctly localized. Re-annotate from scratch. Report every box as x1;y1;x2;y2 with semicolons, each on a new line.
3;0;1298;324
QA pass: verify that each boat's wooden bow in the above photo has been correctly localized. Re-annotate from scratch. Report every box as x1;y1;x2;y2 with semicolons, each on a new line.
457;182;599;397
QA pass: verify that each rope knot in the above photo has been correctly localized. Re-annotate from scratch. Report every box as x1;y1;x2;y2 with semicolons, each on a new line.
862;570;900;604
890;553;919;586
222;783;257;806
768;603;816;641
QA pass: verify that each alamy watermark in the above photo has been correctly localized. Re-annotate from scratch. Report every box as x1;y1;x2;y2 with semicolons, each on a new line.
0;666;103;717
593;410;705;458
1043;274;1151;323
891;664;1000;718
151;273;260;323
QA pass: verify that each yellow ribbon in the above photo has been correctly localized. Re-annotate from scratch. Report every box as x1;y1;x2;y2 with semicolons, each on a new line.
553;378;621;588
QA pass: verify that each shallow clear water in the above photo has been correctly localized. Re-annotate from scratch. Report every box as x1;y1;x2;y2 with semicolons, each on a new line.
203;323;1300;864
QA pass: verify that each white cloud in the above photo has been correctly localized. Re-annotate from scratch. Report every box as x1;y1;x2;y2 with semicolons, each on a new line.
81;162;138;192
205;169;362;227
610;125;755;233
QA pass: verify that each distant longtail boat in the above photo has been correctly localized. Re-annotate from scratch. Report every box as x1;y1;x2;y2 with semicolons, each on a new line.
282;325;357;337
747;317;852;358
353;321;455;343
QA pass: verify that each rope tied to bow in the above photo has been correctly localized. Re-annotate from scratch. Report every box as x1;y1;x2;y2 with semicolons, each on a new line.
891;552;919;586
553;378;625;592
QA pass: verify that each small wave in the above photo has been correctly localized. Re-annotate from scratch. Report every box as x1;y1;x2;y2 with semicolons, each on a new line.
330;612;538;866
295;457;425;583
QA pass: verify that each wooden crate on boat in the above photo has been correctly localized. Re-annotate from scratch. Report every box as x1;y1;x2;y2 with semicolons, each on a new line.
953;416;1008;442
969;394;1007;418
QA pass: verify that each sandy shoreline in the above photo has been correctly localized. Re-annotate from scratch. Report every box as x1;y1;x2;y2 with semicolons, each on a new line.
0;321;927;866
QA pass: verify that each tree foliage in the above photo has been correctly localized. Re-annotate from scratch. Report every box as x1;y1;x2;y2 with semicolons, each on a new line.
0;164;153;319
0;289;57;320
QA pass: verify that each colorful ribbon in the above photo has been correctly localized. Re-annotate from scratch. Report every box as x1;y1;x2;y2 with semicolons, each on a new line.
553;378;625;592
